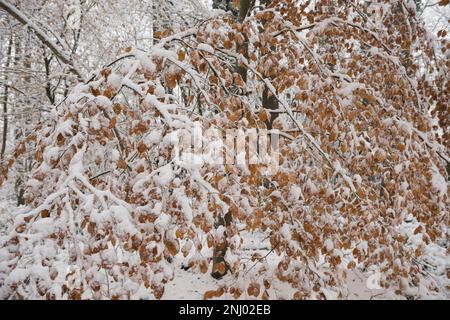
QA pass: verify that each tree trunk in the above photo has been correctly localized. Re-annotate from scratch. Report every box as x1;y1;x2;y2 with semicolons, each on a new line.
210;210;232;279
210;0;253;280
260;0;279;130
262;88;279;130
14;36;33;206
1;36;13;161
236;0;252;82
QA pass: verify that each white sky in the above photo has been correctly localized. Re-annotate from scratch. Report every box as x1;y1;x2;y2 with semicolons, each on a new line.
422;3;450;35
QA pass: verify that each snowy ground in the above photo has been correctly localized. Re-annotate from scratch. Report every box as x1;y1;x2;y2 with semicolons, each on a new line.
163;253;389;300
0;190;447;300
163;230;448;300
164;271;394;300
160;231;387;300
162;231;389;300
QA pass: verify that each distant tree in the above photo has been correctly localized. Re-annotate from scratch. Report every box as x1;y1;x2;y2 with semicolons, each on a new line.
0;0;208;205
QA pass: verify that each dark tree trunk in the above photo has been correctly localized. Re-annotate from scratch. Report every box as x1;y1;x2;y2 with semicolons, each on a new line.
262;87;279;130
210;0;253;280
1;36;13;161
210;210;232;279
260;0;279;130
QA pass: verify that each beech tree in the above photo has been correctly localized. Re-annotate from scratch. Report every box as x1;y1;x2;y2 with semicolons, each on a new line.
0;0;448;300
